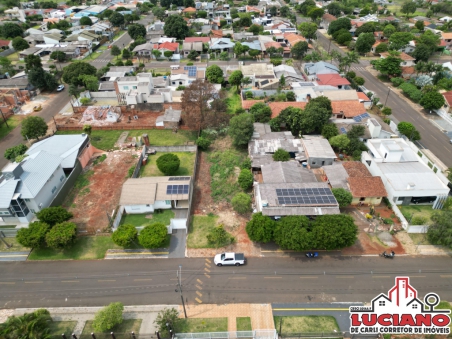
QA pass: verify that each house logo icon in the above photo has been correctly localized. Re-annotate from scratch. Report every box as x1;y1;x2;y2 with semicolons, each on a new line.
349;276;451;335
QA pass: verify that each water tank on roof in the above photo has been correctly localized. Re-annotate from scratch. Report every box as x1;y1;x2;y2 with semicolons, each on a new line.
163;76;167;80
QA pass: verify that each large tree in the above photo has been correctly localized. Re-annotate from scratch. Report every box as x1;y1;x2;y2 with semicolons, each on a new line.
327;17;351;36
181;79;229;133
245;212;275;243
229;113;255;147
25;54;42;72
310;215;358;250
92;302;124;332
21;116;48;140
109;12;125;27
36;206;73;226
374;52;402;78
206;65;224;84
0;23;23;39
128;23;146;40
0;309;52;339
291;41;309;60
274;216;312;251
16;221;50;248
11;37;29;51
62;61;97;86
139;223;168;248
45;221;77;249
164;15;189;40
427;210;452;249
229;70;244;93
50;51;66;62
80;16;93;26
389;32;413;51
28;67;58;91
420;91;445;110
401;1;417;19
298;22;317;41
326;2;341;16
249;102;272;123
397;121;421;140
355;32;375;54
332;188;353;208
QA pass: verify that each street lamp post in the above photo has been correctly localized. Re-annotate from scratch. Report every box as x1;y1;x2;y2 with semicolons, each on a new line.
176;265;188;319
384;87;391;107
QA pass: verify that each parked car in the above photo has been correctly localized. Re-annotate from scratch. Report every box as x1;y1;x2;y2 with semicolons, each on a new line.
56;85;65;92
411;196;436;204
214;252;246;266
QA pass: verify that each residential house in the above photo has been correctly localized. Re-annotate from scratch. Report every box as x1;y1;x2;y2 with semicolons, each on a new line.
0;40;11;50
439;16;452;22
5;7;26;22
331;100;367;118
304;61;339;80
182;41;203;57
169;65;206;89
210;38;235;53
301;136;336;168
263;41;290;58
442;90;452;113
380;52;415;67
115;73;172;104
321;13;336;30
74;5;108;17
441;32;452;48
316;74;351;89
0;78;35;92
242;40;262;53
268;101;307;119
242;100;265;111
119;176;190;216
322;161;387;205
274;65;304;83
132;42;153;57
153;42;180;58
240;63;278;89
183;6;197;13
362;138;449;207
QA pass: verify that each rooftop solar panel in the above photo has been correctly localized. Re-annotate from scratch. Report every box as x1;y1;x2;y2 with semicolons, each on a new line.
340;127;347;134
166;184;189;195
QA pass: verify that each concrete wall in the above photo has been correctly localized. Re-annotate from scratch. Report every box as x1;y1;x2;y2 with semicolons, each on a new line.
90;91;118;98
406;224;429;233
170;218;187;229
124;204;154;213
49;160;83;207
136;102;164;111
154;200;171;209
78;144;96;168
309;157;334;168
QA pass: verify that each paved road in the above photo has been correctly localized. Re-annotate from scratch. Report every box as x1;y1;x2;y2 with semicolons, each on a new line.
1;256;452;308
315;32;452;167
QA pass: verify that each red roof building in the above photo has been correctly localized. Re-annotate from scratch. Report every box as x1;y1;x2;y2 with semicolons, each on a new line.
185;37;211;43
316;74;351;88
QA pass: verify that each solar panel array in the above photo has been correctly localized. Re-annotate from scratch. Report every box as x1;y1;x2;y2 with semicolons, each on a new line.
276;187;337;205
169;177;190;181
340;127;347;134
184;66;197;77
353;112;370;122
166;185;189;195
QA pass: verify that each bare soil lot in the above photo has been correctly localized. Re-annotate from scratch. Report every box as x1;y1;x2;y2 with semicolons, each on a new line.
64;151;138;234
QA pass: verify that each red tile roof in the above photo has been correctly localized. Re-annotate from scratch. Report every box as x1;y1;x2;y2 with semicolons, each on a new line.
269;102;307;119
322;13;337;22
401;66;415;75
242;99;265;110
158;42;179;51
443;91;452;106
357;92;370;101
348;177;388;198
316;74;351;87
442;32;452;39
264;41;282;49
343;161;371;177
0;40;10;47
331;100;366;118
183;6;196;12
380;52;415;61
210;29;223;38
185;37;210;43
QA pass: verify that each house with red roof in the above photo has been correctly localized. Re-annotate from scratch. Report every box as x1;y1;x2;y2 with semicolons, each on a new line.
0;40;11;50
442;90;452;113
183;6;196;12
331;101;367;119
316;74;351;89
380;52;415;67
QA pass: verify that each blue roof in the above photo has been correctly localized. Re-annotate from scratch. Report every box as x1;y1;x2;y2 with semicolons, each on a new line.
242;40;261;51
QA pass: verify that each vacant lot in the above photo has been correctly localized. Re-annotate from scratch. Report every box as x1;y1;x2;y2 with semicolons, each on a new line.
187;215;219;248
121;210;175;226
140;152;196;177
177;318;228;333
225;88;241;115
63;152;137;234
274;316;340;334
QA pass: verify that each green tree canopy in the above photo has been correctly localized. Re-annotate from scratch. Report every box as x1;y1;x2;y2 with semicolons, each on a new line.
355;32;375;54
274;216;312;250
229;113;254;147
272;148;290;161
156;153;180;175
45;221;77;249
238;169;253;190
329;134;350;152
206;65;224;84
332;188;353;208
139;223;168;248
109;12;125;26
112;224;138;247
62;61;97;86
291;41;309;60
16;221;50;248
21;116;48;140
128;23;146;40
249;102;272;123
310;214;358;249
11;37;29;51
36;206;73;226
4;144;27;161
321;123;338;139
397;121;421;140
326;2;341;16
92;302;124;332
154;308;180;338
401;1;417;19
80;16;93;25
164;15;189;40
0;309;52;339
374;52;402;77
79;74;99;91
298;22;317;41
50;51;66;62
229;70;244;92
231;192;251;214
246;212;275;243
327;17;351;36
389;32;413;51
427;210;452;249
0;23;23;39
25;54;42;72
420;91;445;110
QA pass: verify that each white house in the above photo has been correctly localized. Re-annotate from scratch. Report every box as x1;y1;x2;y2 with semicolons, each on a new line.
361;139;449;207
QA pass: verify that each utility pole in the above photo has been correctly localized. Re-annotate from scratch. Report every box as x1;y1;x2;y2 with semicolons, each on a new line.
176;265;187;318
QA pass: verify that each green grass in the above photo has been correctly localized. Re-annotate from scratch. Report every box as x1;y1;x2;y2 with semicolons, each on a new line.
63;170;94;208
408;233;431;245
177;318;228;333
6;51;19;61
400;205;435;225
274;316;340;334
83;50;103;61
56;130;197;150
140;152;195;177
209;149;247;202
48;321;77;336
82;319;142;336
0;115;22;140
436;301;452;330
225;87;242;114
236;317;252;331
187;215;218;248
28;236;121;260
121;210;175;227
0;238;30;252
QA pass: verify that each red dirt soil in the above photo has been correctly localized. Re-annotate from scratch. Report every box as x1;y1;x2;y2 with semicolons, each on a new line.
67;151;137;234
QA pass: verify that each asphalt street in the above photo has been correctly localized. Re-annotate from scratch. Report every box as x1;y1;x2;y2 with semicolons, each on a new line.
1;256;452;308
316;32;452;167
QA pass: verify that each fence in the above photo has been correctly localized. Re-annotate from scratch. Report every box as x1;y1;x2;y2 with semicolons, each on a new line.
151;145;197;152
112;205;125;230
175;330;277;339
132;146;147;178
56;125;192;131
186;147;200;233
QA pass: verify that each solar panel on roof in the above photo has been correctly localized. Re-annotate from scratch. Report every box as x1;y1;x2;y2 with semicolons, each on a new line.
340;127;347;134
184;66;197;77
361;113;370;119
166;184;189;195
169;177;190;181
275;187;337;205
353;116;362;122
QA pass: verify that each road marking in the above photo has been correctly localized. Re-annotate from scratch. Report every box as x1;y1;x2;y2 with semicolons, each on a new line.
444;146;451;153
134;279;153;281
205;258;211;263
196;284;203;290
98;280;116;282
273;308;349;311
372;276;390;278
300;276;318;279
0;282;15;285
440;275;452;278
204;273;211;278
229;277;247;280
196;291;202;297
264;277;282;279
336;276;354;279
197;279;203;284
205;263;211;268
432;136;438;141
25;281;42;284
419;125;425;130
204;268;210;273
61;280;79;283
195;297;202;304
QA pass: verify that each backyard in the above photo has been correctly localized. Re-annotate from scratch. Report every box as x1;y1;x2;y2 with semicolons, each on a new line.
140;152;196;177
225;88;241;115
121;210;175;226
274;316;340;334
400;205;435;225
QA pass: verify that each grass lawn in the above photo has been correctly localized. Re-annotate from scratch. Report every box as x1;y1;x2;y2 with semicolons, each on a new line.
48;321;77;336
187;215;218;248
0;237;30;252
121;210;175;226
436;301;452;330
6;52;19;62
140;152;196;177
28;236;121;260
83;51;103;61
225;88;242;115
236;317;252;331
82;319;142;336
400;205;435;225
408;233;431;245
56;130;197;150
177;318;228;333
0;115;22;140
274;316;340;334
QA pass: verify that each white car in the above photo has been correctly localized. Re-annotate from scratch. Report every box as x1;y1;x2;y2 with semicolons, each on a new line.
56;85;65;92
214;252;246;266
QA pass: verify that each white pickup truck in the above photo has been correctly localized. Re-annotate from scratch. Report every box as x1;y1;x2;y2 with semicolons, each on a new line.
214;252;246;266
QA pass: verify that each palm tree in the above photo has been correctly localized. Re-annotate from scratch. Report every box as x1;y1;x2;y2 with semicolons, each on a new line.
0;309;52;339
342;51;360;73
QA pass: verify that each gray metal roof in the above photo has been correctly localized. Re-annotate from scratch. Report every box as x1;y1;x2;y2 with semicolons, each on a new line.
251;154;274;168
17;151;62;199
0;178;19;208
26;134;88;169
322;163;349;190
302;136;337;159
261;161;316;184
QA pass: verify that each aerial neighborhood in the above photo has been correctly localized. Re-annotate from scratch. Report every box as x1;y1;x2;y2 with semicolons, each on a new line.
1;0;452;335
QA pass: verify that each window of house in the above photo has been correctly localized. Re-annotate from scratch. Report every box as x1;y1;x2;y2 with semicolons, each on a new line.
312;162;316;165
60;175;65;182
412;304;417;309
398;197;404;201
133;86;137;89
165;200;170;204
30;209;36;214
146;204;150;207
123;86;129;90
379;301;385;306
52;186;57;194
377;197;381;199
360;197;365;201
